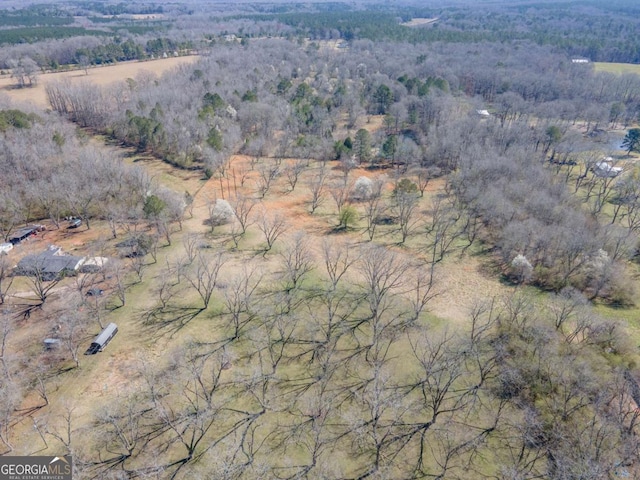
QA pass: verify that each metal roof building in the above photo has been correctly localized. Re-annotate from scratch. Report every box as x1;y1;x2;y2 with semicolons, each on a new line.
85;323;118;355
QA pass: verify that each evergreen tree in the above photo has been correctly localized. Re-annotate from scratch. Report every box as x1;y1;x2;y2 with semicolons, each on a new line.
622;128;640;155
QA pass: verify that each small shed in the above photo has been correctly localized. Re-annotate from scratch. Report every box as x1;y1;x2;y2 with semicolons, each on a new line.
9;225;43;245
84;323;118;355
43;338;61;350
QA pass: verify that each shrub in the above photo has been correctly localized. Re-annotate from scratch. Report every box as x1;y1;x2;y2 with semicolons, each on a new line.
209;199;235;226
338;205;358;230
352;176;373;201
510;254;533;284
393;178;418;196
143;194;166;220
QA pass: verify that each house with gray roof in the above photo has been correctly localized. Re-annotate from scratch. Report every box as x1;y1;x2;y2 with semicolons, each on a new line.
15;245;86;281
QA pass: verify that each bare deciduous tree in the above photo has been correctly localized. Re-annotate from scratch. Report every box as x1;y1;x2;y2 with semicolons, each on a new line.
424;195;460;263
92;398;148;469
284;159;306;193
360;178;387;242
185;251;226;309
9;57;38;88
321;238;358;290
393;192;420;244
109;260;128;307
222;264;263;340
328;179;352;217
256;161;281;198
357;244;412;362
306;165;328;214
415;166;440;197
256;209;288;255
0;256;13;305
232;194;257;235
0;379;19;454
24;267;64;307
182;233;201;264
58;307;90;369
45;402;77;455
278;232;315;293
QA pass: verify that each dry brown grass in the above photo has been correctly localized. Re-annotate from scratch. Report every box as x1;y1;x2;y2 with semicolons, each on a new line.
5;151;513;459
0;73;512;467
0;55;199;108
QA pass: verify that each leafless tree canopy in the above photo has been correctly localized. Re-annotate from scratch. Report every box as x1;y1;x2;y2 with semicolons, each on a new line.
1;4;640;477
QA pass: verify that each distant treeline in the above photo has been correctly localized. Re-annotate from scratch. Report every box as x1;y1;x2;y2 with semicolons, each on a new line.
0;15;73;28
74;1;164;16
73;37;193;66
0;4;72;27
0;27;108;45
234;2;640;64
2;1;639;69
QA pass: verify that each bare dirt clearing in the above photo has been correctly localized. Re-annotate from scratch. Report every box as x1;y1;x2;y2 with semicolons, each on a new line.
400;17;439;27
0;55;199;108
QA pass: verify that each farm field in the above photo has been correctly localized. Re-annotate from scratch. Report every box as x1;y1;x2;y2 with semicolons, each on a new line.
0;55;199;108
594;61;640;75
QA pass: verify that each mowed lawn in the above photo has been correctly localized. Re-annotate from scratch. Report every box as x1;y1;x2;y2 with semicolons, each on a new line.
594;62;640;75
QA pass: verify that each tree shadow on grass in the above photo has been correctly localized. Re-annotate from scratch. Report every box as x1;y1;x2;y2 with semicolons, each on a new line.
136;304;205;339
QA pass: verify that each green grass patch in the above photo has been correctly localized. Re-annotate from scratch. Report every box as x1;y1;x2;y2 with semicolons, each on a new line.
594;62;640;75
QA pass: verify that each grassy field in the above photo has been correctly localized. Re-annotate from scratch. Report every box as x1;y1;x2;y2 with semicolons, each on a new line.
3;60;640;477
594;62;640;75
4;150;515;467
0;55;199;108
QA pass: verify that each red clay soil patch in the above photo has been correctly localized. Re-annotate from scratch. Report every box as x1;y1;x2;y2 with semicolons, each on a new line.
5;149;513;456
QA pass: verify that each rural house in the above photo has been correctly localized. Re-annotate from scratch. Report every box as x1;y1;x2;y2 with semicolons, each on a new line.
15;245;86;280
592;159;623;178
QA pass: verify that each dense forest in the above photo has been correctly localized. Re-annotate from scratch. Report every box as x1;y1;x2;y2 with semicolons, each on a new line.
2;0;640;69
1;1;640;479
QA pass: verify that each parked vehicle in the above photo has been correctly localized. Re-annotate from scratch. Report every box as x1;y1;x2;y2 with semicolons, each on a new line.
68;218;82;229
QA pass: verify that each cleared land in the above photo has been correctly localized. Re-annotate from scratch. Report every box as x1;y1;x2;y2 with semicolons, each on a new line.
594;62;640;75
2;43;639;477
400;17;439;27
0;55;199;108
4;149;512;464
